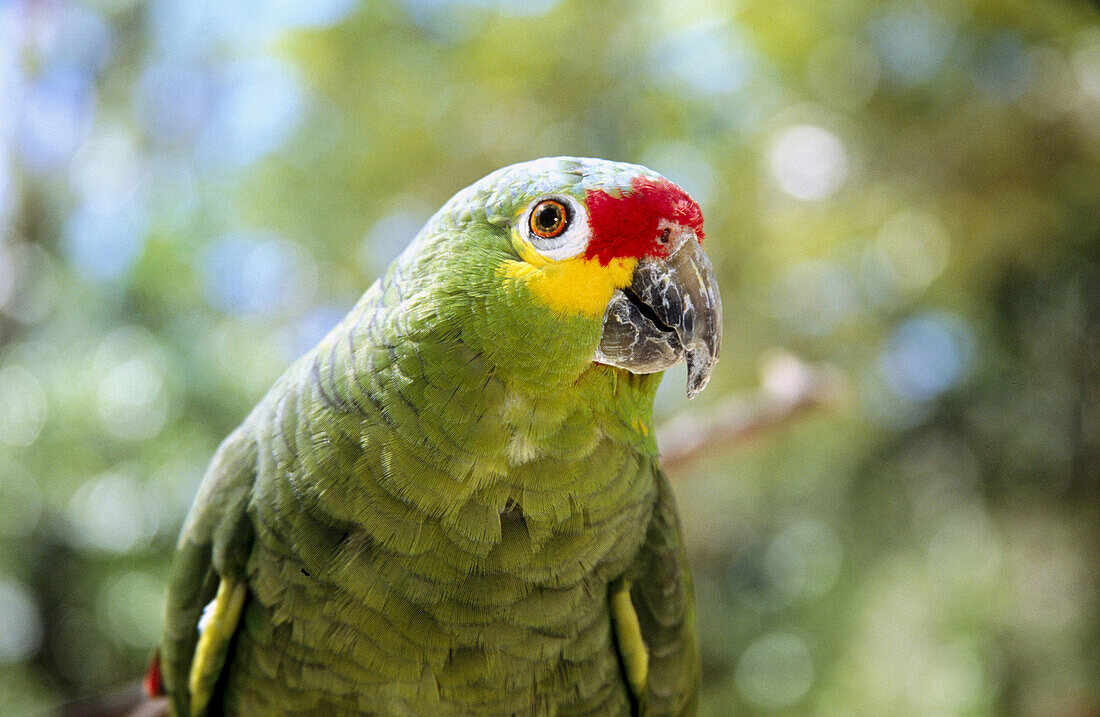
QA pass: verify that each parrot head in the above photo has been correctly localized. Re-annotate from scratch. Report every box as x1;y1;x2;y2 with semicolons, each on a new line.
402;157;722;398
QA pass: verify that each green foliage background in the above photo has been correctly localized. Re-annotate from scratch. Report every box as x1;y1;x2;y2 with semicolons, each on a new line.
0;0;1097;714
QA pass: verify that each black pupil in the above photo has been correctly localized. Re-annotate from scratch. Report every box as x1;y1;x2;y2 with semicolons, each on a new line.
536;204;564;233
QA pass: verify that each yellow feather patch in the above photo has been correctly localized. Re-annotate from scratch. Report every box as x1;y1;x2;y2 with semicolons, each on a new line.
611;580;648;697
499;254;637;318
189;578;247;717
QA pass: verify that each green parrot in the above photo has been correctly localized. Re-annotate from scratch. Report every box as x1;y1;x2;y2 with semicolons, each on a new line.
148;157;722;716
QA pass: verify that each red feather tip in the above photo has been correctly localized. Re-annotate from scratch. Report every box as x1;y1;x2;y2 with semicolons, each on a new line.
144;649;165;698
584;176;705;265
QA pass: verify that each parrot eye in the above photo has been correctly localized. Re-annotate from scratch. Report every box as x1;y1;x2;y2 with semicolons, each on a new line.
521;195;589;261
529;200;569;239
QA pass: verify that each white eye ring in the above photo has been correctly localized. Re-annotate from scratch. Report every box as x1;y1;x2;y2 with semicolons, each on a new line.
520;195;590;261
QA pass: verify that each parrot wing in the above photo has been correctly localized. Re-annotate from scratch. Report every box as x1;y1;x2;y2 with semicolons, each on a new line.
158;425;259;717
611;466;700;716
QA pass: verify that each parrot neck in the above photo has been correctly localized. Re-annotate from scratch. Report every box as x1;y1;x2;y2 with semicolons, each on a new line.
272;251;664;571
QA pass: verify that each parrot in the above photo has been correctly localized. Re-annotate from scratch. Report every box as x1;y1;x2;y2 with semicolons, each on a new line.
147;156;722;716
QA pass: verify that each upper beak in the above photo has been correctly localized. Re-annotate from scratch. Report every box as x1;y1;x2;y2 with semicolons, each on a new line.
594;231;723;398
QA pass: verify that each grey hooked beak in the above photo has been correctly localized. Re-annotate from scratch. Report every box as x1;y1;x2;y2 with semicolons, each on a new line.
594;232;723;398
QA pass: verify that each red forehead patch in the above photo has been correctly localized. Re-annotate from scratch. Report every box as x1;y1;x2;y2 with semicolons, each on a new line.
584;176;705;265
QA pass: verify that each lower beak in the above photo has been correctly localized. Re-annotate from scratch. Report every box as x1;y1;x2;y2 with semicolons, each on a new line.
594;236;723;398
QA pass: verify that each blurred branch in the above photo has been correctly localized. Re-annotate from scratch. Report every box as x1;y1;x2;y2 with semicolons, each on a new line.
658;351;848;477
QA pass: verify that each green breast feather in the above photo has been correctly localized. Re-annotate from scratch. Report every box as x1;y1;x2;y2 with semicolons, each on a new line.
155;157;720;716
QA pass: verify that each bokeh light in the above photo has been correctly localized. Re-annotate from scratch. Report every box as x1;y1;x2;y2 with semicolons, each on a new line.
879;312;973;403
735;632;815;709
870;2;955;87
0;365;47;447
0;576;42;663
767;124;850;201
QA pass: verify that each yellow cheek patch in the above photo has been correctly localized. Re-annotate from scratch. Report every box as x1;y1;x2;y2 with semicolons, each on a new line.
500;255;637;318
